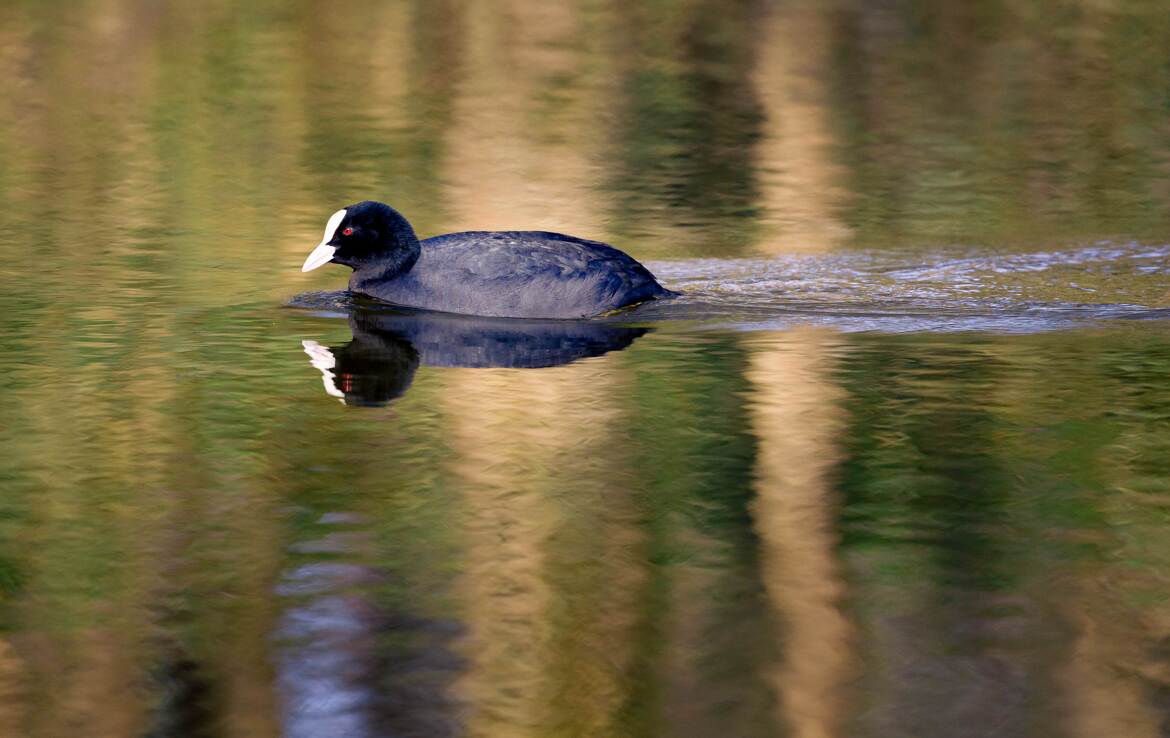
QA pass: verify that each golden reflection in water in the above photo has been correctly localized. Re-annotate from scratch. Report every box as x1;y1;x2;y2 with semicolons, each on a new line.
1058;445;1170;738
746;330;852;738
443;0;607;237
1061;594;1163;738
41;631;141;737
0;639;22;736
441;358;643;737
754;1;849;253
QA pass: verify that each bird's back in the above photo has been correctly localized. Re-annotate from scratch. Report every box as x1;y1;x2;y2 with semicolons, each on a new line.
353;231;672;319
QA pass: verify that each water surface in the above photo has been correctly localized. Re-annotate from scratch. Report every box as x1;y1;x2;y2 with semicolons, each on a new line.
1;1;1170;737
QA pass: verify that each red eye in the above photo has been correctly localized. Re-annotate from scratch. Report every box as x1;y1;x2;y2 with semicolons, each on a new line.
342;227;354;236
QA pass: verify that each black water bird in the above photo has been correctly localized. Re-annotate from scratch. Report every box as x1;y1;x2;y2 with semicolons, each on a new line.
302;308;649;406
301;201;675;319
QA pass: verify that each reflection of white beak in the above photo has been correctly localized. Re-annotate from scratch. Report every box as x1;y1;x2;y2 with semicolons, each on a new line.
302;340;346;403
301;208;348;272
301;243;337;272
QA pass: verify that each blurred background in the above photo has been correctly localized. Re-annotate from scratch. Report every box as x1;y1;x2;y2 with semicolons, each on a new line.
1;1;1170;736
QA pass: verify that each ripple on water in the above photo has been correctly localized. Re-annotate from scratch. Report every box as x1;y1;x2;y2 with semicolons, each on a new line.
638;241;1170;332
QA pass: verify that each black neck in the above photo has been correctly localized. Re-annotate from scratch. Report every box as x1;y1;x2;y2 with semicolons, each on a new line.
349;212;422;286
349;240;421;287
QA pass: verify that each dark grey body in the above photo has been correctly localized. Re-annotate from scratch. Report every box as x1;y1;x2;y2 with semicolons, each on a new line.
349;231;674;319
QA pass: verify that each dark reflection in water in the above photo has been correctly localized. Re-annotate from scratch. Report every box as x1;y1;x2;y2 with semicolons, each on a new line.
275;512;462;738
301;308;649;406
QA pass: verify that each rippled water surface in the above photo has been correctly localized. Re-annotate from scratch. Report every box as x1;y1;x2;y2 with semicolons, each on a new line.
2;2;1170;737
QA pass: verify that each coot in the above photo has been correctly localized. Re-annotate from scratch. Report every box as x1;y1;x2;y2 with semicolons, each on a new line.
301;201;675;319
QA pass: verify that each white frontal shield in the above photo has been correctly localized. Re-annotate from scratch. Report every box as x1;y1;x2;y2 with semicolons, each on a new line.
301;209;347;272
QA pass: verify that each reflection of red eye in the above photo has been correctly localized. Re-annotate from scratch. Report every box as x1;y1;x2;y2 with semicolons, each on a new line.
342;227;354;236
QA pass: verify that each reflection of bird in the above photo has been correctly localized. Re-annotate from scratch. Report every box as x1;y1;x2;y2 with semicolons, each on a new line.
302;309;649;406
301;201;676;319
302;334;419;407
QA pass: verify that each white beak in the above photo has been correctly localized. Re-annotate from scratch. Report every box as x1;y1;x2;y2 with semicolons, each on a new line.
302;340;346;402
301;243;337;272
301;208;348;272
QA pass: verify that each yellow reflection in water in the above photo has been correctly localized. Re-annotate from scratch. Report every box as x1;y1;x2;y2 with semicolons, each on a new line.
746;330;853;738
0;639;22;736
754;1;850;253
442;357;643;737
1062;599;1163;738
1058;447;1170;738
443;0;608;237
